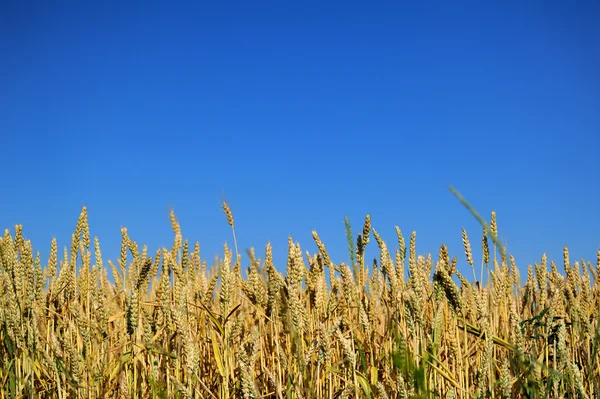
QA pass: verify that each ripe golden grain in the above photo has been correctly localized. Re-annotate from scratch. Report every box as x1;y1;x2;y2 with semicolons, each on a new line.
0;207;596;399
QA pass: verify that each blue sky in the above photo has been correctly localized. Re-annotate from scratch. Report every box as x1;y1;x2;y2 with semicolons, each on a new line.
1;1;598;282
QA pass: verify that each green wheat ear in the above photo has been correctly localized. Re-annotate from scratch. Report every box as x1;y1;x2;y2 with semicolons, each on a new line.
448;185;508;262
344;216;355;267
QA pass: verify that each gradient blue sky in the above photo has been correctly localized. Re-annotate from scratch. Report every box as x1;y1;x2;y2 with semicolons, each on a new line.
1;1;598;281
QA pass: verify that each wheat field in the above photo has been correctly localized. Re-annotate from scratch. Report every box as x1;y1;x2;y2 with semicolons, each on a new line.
0;201;598;399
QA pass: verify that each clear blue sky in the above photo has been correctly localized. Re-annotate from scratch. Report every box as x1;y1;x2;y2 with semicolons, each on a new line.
1;1;598;282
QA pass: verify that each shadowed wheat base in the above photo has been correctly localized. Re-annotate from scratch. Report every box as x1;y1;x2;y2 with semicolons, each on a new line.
0;204;598;399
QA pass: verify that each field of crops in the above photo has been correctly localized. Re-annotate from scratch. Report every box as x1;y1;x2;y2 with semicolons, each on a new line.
0;201;598;398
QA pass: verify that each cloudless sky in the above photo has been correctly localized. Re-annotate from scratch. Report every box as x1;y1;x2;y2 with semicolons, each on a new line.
1;1;598;282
